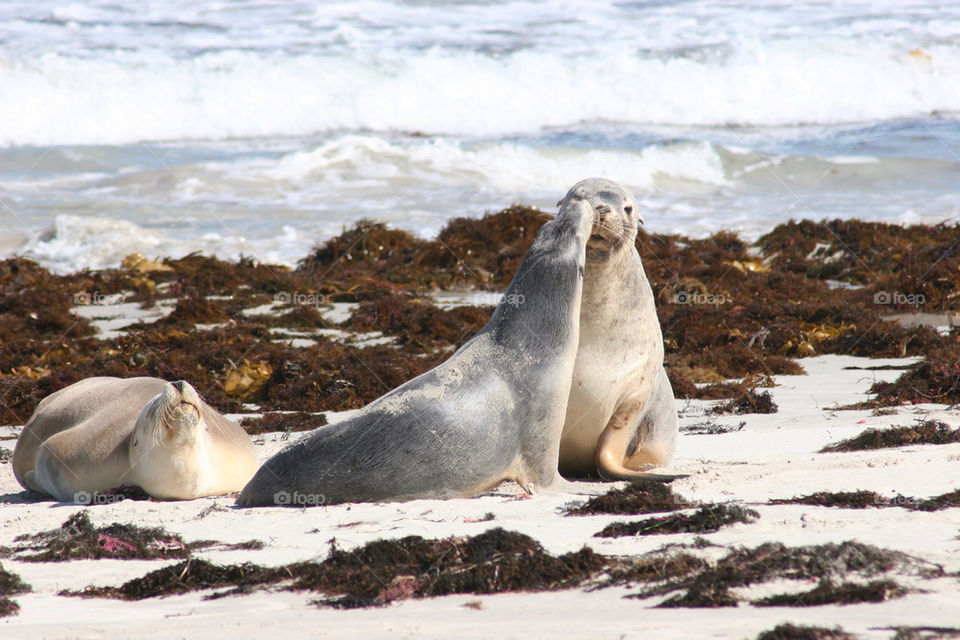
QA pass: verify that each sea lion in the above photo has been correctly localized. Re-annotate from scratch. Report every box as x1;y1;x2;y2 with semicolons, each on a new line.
237;189;596;506
557;178;679;479
12;377;258;501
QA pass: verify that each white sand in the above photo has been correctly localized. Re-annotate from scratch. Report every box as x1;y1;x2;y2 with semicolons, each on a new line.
2;354;959;639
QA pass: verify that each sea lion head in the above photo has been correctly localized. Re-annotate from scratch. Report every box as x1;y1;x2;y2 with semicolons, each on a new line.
558;178;641;258
132;380;205;452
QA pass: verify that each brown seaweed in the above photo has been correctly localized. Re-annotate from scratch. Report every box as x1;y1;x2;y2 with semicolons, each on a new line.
821;420;960;452
595;504;759;538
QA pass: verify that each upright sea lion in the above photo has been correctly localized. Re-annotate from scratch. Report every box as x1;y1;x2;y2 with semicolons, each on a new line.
237;191;596;506
557;178;679;479
12;377;258;501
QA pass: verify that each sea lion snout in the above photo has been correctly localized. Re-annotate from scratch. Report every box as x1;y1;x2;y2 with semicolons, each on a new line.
165;380;201;409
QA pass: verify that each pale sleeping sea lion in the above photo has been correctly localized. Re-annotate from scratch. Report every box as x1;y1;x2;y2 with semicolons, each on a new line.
12;377;258;501
557;177;680;479
237;189;596;506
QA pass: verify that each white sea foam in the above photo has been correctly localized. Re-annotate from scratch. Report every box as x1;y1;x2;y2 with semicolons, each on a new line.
2;37;959;146
3;1;960;274
18;214;313;274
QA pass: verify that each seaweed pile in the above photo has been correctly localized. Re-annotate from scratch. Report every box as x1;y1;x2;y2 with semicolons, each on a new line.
2;213;959;427
62;526;942;611
566;479;691;516
771;488;960;512
820;420;960;452
8;512;261;562
755;623;855;639
637;539;942;608
69;528;606;608
595;504;759;538
0;563;30;618
12;512;191;561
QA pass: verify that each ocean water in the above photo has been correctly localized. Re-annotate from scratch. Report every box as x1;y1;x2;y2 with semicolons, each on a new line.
1;0;958;273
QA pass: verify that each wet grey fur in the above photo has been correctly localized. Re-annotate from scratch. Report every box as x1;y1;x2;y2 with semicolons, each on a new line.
237;199;592;506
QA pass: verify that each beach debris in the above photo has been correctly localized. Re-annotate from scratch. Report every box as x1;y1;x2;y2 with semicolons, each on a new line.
595;504;759;538
4;365;51;379
604;552;707;587
633;539;942;608
864;341;960;406
66;559;287;601
755;623;855;640
712;388;778;415
298;528;606;608
912;489;960;512
0;563;30;618
59;529;943;611
882;627;960;639
754;578;908;606
566;479;691;516
771;488;960;512
223;359;272;400
239;411;328;435
680;419;745;435
12;512;191;562
770;490;904;509
343;294;490;352
820;419;960;452
65;529;607;607
158;296;229;327
656;582;738;608
121;253;174;274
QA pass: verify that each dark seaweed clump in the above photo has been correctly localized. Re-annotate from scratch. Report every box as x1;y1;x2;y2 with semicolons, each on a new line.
638;539;941;609
713;388;778;415
13;512;191;562
864;339;960;406
913;489;960;512
240;411;328;435
772;488;960;512
342;294;491;351
295;207;546;292
566;479;690;516
820;419;960;452
299;528;606;608
755;623;856;640
67;528;607;607
887;628;960;639
755;578;907;606
595;504;759;538
0;563;31;618
770;490;893;509
75;559;289;601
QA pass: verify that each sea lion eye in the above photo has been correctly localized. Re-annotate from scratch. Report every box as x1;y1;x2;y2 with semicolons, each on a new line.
624;206;633;215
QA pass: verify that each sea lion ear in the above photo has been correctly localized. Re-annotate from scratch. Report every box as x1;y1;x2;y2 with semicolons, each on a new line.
556;199;564;208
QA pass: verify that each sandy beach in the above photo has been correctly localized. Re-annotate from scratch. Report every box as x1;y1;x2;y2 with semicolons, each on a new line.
3;324;959;639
